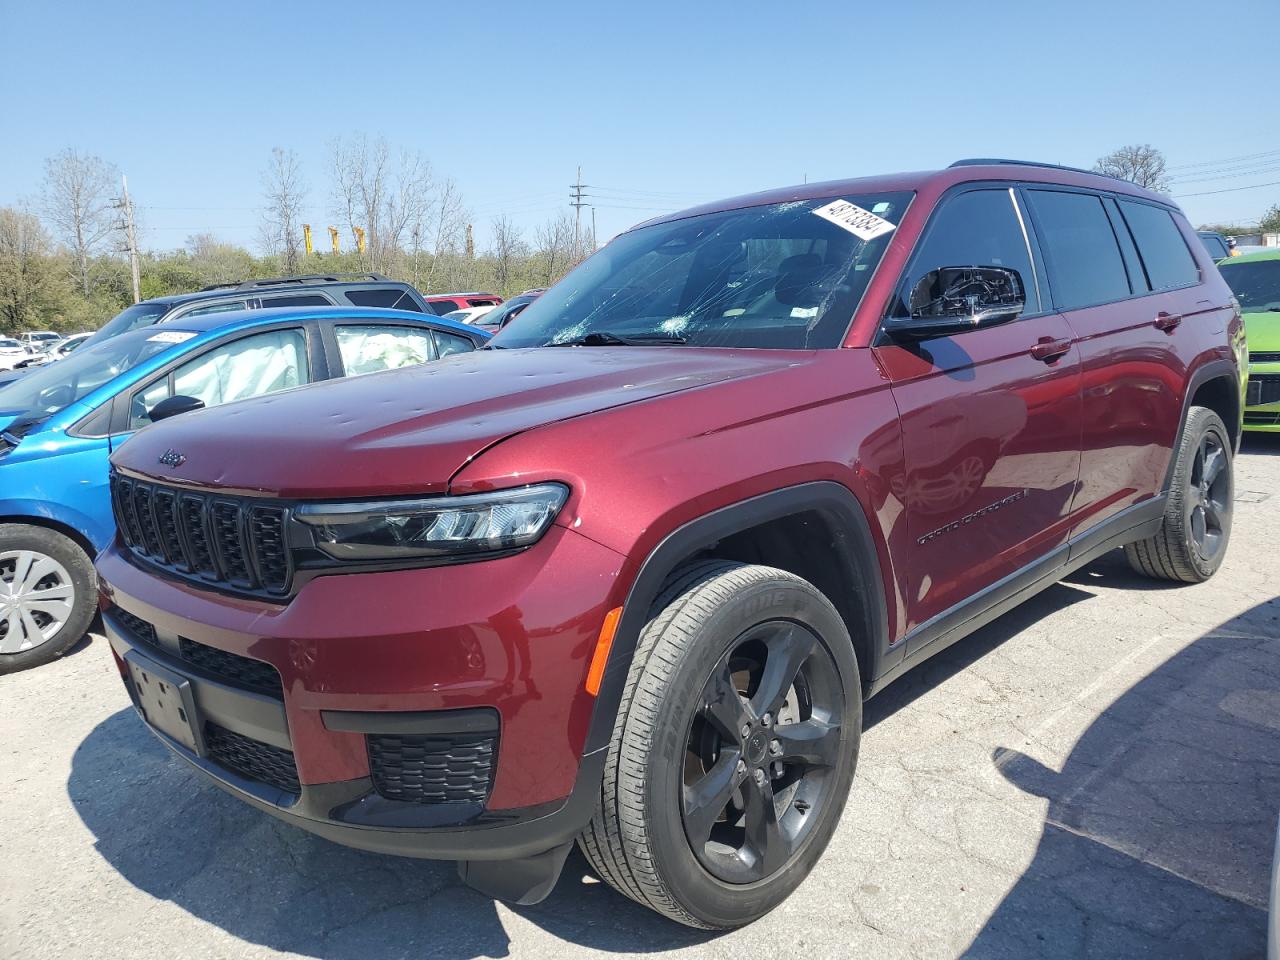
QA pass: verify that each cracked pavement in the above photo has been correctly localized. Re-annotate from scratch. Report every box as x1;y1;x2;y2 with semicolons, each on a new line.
3;436;1279;960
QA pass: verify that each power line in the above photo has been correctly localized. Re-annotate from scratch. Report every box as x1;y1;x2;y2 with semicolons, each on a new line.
1166;147;1280;172
1174;179;1280;198
1168;160;1280;184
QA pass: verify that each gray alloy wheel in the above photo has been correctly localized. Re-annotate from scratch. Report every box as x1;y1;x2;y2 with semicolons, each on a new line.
0;524;96;674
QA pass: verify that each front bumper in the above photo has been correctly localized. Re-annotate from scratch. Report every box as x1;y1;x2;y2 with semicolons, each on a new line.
97;522;625;867
1245;366;1280;432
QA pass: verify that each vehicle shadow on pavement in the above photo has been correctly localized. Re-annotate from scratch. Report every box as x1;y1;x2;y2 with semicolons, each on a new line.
69;711;716;958
967;596;1280;958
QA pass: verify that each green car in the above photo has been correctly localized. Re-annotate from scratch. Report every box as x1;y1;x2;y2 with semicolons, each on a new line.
1219;249;1280;432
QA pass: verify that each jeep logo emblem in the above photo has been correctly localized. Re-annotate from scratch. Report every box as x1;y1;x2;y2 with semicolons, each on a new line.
158;449;186;468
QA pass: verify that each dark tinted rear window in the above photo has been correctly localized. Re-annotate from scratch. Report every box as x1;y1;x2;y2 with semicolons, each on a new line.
345;288;418;310
427;299;460;316
1027;190;1131;310
1198;233;1230;260
1118;201;1199;290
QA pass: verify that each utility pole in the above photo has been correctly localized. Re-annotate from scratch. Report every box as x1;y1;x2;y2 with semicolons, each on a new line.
570;166;589;255
591;206;597;252
115;175;141;304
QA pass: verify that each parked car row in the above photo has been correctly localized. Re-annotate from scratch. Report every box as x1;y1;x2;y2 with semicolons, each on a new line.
0;160;1253;928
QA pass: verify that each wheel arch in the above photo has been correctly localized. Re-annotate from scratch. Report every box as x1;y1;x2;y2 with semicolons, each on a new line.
1164;358;1243;496
0;513;98;561
582;481;890;757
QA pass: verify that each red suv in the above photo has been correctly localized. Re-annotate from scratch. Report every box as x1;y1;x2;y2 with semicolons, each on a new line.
98;160;1245;928
422;292;503;316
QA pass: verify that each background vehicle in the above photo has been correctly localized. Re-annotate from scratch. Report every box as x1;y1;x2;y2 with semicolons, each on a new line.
1198;230;1234;261
96;160;1242;928
472;291;541;333
441;305;497;325
53;333;93;358
19;331;62;353
422;292;503;316
1219;249;1280;431
0;307;488;674
0;338;26;370
86;274;433;347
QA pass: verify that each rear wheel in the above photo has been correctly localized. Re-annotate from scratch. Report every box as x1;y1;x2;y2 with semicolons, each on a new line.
0;524;96;674
578;561;861;928
1125;406;1233;583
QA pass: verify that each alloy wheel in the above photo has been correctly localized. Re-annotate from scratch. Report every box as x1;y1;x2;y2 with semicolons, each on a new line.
1188;432;1230;563
680;621;844;884
0;550;75;654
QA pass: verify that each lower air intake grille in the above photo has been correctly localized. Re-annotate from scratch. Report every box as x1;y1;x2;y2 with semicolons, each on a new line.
205;722;300;796
112;608;157;646
367;733;496;804
178;637;284;699
1251;351;1280;364
1247;374;1280;408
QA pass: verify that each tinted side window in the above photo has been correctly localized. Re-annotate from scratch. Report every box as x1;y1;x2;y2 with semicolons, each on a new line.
428;300;460;316
345;288;415;310
1121;201;1200;290
182;300;247;318
1199;234;1229;260
434;330;475;357
1026;191;1131;310
260;294;332;307
899;189;1041;315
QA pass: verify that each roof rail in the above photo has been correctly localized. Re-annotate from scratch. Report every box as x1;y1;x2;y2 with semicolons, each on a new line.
949;158;1119;181
198;273;392;292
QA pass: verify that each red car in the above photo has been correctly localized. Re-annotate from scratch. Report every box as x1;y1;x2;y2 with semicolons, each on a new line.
421;292;503;316
98;159;1244;928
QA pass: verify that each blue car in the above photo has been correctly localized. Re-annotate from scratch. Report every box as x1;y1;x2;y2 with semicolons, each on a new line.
0;306;488;672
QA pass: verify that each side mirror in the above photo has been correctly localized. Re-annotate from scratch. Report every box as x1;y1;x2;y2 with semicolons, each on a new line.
148;394;205;423
885;266;1026;340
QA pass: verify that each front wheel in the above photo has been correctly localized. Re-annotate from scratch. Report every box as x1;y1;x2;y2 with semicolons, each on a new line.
0;524;97;674
1125;405;1233;583
578;561;861;928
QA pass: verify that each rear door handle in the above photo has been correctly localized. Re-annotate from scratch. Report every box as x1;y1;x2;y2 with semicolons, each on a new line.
1030;338;1072;363
1154;311;1183;332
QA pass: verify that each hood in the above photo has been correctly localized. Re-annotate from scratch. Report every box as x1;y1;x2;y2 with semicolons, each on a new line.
1244;308;1280;352
112;347;807;498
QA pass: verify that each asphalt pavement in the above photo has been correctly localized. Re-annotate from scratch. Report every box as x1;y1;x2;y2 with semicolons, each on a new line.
4;435;1279;960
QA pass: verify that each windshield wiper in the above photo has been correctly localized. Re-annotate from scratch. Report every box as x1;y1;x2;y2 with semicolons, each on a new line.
546;331;687;347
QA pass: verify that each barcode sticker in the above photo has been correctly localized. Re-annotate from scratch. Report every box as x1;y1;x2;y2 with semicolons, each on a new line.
811;200;896;242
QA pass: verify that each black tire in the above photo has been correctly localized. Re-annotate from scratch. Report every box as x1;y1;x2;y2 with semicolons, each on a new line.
578;561;861;928
1125;406;1233;583
0;524;96;675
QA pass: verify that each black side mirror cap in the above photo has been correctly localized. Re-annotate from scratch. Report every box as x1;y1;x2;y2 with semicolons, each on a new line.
148;394;205;423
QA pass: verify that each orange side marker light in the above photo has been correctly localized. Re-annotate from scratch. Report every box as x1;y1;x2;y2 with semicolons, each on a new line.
585;606;623;696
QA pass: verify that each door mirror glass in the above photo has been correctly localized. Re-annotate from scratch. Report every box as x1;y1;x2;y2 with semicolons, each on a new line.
887;266;1026;339
148;394;205;423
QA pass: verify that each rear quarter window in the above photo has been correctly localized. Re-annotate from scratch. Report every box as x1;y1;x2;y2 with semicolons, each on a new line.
1120;201;1200;290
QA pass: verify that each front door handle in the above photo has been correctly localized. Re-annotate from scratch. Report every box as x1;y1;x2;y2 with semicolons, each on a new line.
1030;338;1072;363
1154;311;1183;332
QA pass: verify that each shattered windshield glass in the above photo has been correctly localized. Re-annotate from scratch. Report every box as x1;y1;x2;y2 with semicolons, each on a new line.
492;192;913;350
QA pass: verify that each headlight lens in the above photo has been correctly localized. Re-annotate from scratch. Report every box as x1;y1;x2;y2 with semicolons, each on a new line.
294;483;569;561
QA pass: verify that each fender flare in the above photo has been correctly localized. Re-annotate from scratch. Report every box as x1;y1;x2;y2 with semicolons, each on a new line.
1162;357;1243;493
580;480;890;757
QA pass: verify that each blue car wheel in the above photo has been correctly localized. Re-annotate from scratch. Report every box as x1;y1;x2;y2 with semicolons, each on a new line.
0;524;96;673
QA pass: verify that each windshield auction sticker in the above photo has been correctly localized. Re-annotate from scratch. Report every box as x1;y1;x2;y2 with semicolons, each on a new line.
147;331;198;343
811;200;896;242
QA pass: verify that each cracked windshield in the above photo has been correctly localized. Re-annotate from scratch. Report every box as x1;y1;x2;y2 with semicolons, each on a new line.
492;191;912;350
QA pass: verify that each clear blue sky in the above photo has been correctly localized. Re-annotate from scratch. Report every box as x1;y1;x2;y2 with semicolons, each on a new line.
2;0;1277;253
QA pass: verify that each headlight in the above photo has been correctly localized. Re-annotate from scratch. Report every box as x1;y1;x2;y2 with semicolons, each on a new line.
294;483;569;562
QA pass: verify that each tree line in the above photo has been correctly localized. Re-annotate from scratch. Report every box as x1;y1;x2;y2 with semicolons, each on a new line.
0;138;592;335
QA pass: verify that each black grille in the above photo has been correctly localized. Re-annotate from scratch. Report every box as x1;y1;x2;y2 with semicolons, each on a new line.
1251;351;1280;364
1245;412;1280;426
1247;374;1280;408
110;471;294;598
205;722;300;796
112;607;157;645
368;733;496;804
179;637;284;699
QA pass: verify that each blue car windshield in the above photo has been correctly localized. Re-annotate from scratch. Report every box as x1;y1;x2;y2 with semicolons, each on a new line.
0;327;196;422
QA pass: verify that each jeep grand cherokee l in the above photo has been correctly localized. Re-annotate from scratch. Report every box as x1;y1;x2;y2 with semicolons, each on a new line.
97;159;1244;928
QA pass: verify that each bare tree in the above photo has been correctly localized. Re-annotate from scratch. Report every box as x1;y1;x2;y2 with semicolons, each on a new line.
417;178;468;293
0;208;56;331
41;148;120;297
330;135;437;274
534;212;579;286
488;216;528;293
259;147;307;274
1094;144;1171;193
